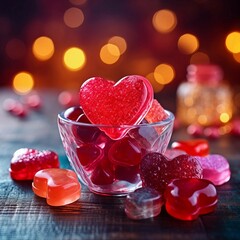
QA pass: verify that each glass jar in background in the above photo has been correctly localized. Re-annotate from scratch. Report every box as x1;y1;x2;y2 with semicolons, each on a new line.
176;64;233;127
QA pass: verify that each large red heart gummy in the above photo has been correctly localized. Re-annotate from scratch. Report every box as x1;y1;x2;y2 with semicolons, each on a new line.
164;178;218;221
32;168;81;206
140;153;203;193
79;75;153;140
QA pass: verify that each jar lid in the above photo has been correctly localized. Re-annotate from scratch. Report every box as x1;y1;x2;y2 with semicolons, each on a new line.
187;64;223;84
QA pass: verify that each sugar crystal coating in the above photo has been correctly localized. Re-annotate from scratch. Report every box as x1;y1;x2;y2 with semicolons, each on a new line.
9;148;60;180
140;153;203;193
79;75;153;140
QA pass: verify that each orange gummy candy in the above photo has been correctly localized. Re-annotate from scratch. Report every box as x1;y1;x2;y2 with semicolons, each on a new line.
32;168;81;206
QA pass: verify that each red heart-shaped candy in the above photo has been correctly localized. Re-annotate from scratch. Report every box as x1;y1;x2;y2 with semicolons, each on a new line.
79;75;153;139
140;153;203;193
164;178;218;220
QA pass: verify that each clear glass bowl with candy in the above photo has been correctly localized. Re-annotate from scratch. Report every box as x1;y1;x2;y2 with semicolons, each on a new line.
57;75;175;196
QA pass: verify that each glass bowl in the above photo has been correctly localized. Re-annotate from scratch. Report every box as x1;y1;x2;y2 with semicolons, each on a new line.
58;106;174;196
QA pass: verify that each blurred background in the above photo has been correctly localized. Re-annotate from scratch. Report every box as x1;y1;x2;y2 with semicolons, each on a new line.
0;0;240;113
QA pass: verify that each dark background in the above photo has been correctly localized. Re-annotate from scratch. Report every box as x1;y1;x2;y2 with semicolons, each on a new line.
0;0;239;95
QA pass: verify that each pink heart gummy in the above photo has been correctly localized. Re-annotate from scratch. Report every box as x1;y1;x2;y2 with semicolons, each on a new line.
140;153;203;193
79;75;153;140
196;154;231;185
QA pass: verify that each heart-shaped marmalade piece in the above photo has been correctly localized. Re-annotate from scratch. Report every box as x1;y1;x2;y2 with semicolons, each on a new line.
79;75;153;140
140;153;203;193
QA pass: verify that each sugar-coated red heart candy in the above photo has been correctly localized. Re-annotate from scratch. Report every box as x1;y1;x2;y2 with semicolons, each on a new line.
164;178;218;221
9;148;60;180
140;153;203;193
196;154;231;185
171;138;209;156
32;168;81;206
79;75;153;140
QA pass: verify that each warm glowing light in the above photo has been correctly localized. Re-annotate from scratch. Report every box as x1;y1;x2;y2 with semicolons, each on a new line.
13;72;34;94
63;47;86;71
108;36;127;55
6;38;26;60
154;63;175;85
190;51;210;64
100;43;120;64
233;52;240;63
225;31;240;53
32;36;54;61
178;33;199;54
198;115;208;125
220;113;230;123
64;7;84;28
146;72;164;93
152;9;177;33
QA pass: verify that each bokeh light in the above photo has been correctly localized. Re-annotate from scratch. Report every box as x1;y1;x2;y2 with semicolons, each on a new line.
63;7;84;28
100;43;120;64
108;36;127;55
233;52;240;63
12;72;34;94
154;63;175;85
225;31;240;53
32;36;54;61
178;33;199;54
63;47;86;71
5;38;26;60
146;72;164;93
190;51;210;64
152;9;177;33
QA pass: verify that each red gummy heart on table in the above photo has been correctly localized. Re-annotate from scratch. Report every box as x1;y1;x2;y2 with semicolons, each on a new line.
164;178;218;221
32;168;81;206
140;153;203;193
171;138;209;156
79;75;153;140
9;148;60;180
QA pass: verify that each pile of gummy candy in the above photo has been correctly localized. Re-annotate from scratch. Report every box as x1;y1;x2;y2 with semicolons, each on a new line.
9;75;231;221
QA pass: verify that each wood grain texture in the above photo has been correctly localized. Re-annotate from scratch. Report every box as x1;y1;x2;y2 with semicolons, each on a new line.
0;89;240;240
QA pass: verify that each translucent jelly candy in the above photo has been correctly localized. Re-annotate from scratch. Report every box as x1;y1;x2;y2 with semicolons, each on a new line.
9;148;60;180
108;136;142;167
79;75;153;140
32;168;81;206
164;178;218;221
125;187;164;220
171;138;209;156
140;153;203;193
196;154;231;185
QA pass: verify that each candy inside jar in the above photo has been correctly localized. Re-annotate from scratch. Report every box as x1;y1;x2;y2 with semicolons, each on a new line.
176;64;233;126
58;106;174;196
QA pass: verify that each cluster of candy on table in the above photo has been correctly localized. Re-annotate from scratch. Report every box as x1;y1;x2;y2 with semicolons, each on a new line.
8;75;231;221
182;120;240;139
3;93;42;118
126;139;231;220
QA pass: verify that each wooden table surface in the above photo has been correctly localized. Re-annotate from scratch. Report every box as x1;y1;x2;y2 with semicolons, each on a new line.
0;89;240;240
